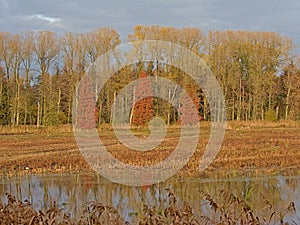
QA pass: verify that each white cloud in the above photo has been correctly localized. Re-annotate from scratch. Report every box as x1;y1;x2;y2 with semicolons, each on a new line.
31;14;61;24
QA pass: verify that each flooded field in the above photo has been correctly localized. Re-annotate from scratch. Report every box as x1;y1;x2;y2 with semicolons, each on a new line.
1;173;299;224
1;123;300;223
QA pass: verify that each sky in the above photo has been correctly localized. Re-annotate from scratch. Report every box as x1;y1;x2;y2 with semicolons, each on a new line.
0;0;300;53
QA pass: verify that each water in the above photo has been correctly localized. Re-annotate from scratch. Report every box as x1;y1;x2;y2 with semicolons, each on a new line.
1;173;300;223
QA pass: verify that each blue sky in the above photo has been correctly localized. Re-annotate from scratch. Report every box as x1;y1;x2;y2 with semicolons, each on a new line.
0;0;299;53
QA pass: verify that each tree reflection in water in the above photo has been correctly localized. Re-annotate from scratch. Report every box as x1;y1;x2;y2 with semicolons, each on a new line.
1;173;299;223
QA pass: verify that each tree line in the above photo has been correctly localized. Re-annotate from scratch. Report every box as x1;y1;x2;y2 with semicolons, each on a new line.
0;26;299;126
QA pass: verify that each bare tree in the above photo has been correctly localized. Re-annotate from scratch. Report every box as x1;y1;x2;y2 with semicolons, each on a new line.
34;30;60;126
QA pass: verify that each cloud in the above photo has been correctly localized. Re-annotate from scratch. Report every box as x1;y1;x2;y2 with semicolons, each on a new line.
30;14;61;24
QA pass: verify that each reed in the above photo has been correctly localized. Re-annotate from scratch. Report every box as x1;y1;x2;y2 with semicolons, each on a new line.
0;191;298;225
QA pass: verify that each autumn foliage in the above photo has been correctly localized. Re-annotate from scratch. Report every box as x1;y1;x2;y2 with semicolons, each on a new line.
0;26;299;127
131;71;155;126
177;84;201;125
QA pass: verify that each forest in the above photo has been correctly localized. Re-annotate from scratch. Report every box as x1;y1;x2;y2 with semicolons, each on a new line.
0;25;300;126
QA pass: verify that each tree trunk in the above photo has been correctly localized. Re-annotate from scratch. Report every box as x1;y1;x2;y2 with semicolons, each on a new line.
285;87;291;120
37;102;40;127
110;91;116;123
57;88;61;116
231;93;235;121
129;86;136;124
276;105;279;120
16;82;20;125
237;79;242;121
261;102;264;120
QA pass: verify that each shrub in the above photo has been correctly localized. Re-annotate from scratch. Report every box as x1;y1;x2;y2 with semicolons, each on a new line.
265;109;277;121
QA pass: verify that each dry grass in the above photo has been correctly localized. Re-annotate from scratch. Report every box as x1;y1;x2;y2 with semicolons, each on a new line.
0;120;298;135
0;121;299;179
198;190;298;225
0;125;73;135
0;191;298;225
226;120;300;130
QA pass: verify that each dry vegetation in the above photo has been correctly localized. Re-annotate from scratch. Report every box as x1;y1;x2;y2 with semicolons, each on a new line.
0;121;299;179
0;190;298;225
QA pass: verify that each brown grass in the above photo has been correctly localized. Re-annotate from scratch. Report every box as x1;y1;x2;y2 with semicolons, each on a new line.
0;120;298;135
0;124;73;135
0;191;298;225
0;121;299;179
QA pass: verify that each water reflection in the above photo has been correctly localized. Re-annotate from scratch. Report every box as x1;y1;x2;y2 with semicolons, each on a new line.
1;173;299;223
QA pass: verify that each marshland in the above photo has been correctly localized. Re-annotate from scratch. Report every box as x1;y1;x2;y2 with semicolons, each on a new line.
1;172;300;224
1;121;300;224
1;26;300;224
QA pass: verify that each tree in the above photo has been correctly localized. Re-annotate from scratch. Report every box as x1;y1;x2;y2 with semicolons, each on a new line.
10;34;23;125
0;65;10;125
21;31;35;125
34;30;60;126
62;32;86;123
280;60;300;120
82;27;120;64
0;32;13;124
178;83;200;125
131;71;155;126
128;25;205;123
207;30;293;121
81;28;120;124
0;27;298;127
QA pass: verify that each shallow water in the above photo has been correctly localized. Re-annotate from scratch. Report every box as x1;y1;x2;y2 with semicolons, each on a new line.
1;173;300;223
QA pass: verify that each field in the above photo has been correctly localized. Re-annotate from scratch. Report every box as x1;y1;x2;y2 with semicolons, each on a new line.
0;121;299;179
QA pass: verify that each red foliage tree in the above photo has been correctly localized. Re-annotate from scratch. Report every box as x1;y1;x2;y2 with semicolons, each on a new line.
178;83;200;125
132;71;155;126
76;76;96;129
